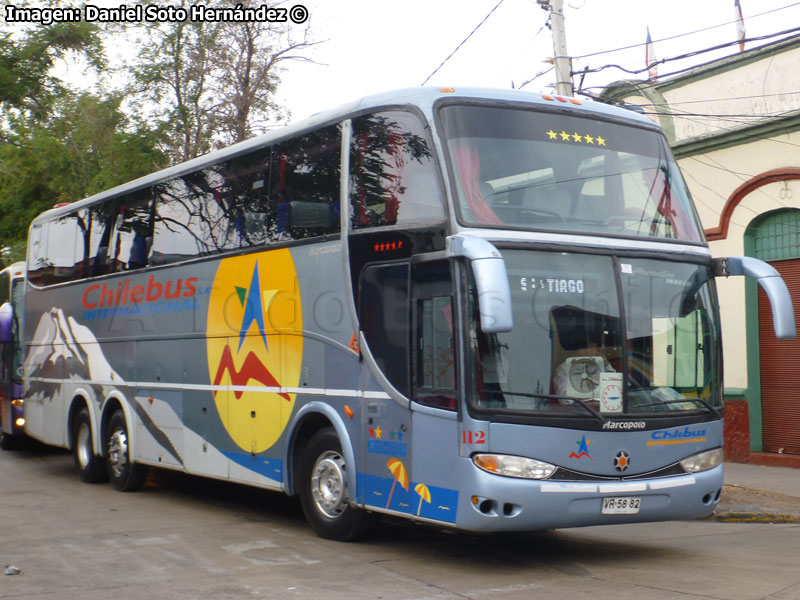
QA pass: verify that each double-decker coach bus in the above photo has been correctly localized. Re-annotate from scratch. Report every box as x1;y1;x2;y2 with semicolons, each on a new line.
21;88;794;540
0;262;26;449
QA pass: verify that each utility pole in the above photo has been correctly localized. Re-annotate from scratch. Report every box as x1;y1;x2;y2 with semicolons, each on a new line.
548;0;574;96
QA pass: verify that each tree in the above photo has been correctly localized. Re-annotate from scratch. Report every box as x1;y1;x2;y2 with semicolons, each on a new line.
0;92;166;261
125;0;319;162
209;12;318;146
0;21;103;122
126;15;221;163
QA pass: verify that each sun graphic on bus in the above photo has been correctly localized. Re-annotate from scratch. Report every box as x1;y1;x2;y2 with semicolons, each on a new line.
206;250;303;453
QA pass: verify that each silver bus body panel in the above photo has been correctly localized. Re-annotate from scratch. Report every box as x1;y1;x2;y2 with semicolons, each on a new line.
22;87;743;534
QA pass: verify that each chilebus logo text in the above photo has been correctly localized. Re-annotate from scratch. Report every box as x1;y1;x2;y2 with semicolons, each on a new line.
206;250;303;453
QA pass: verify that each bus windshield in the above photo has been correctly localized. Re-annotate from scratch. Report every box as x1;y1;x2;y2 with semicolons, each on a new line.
440;104;704;243
467;250;721;417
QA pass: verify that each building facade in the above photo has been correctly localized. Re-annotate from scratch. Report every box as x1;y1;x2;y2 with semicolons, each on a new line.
599;36;800;464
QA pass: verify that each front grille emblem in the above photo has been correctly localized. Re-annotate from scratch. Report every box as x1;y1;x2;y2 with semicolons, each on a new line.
614;450;630;472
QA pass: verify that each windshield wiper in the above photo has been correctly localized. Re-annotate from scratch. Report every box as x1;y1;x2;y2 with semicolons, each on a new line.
633;395;719;417
482;389;606;425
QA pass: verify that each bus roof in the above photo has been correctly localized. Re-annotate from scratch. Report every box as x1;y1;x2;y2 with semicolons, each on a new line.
31;87;657;225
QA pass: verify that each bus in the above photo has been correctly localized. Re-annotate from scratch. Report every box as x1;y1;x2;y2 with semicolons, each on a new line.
20;87;794;540
0;262;26;449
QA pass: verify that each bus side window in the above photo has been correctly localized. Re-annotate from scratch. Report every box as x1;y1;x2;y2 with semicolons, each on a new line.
412;261;456;410
358;263;410;397
272;124;341;242
108;191;153;272
26;225;46;287
350;111;444;230
86;203;117;277
46;213;83;284
151;170;238;264
232;153;271;248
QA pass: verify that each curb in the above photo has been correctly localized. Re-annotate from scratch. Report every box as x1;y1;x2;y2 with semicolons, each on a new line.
709;510;800;524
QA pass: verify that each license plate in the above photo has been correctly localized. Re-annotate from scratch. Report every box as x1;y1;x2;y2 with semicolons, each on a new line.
602;496;641;514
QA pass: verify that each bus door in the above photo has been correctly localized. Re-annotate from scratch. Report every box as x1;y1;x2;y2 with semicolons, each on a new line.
357;261;415;513
408;259;461;522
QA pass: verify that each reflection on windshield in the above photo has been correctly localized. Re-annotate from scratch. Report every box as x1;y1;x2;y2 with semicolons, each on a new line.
468;250;721;417
440;104;704;243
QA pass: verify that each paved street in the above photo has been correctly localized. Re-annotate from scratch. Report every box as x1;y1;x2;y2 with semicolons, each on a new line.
2;442;799;600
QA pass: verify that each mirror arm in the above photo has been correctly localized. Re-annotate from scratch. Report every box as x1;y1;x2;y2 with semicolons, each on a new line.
447;234;513;333
715;256;796;340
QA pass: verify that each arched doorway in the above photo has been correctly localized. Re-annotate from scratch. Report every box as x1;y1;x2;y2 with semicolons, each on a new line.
749;209;800;455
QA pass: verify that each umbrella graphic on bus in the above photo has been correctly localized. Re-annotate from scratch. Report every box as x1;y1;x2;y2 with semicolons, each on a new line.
385;458;409;508
414;483;431;516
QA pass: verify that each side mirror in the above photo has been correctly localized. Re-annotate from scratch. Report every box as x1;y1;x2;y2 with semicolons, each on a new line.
0;303;12;344
447;234;513;333
717;256;796;340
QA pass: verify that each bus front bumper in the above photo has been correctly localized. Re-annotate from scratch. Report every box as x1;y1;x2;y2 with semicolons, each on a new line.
454;465;723;532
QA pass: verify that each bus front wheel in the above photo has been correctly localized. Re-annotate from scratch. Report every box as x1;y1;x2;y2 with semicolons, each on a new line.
73;408;107;483
105;410;148;492
298;428;375;541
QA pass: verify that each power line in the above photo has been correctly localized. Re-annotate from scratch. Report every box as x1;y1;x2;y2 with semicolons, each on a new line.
508;20;551;88
635;91;800;106
638;107;800;121
575;26;800;79
572;2;800;60
688;155;798;219
420;0;508;86
517;65;553;90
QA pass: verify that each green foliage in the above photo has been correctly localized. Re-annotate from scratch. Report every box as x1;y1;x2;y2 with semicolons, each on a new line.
0;9;315;261
0;93;166;254
0;21;104;119
124;0;317;162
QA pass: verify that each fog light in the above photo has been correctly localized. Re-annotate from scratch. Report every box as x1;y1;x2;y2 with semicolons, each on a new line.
680;448;723;473
473;454;556;479
15;417;25;427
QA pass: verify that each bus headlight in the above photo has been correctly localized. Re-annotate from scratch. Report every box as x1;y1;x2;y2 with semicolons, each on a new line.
11;398;23;407
473;454;556;479
680;448;723;473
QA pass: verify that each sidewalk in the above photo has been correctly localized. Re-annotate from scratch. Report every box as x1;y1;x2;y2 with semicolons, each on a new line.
712;462;800;523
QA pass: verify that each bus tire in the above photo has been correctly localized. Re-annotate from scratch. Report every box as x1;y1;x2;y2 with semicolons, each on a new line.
0;423;15;451
298;427;375;541
105;410;147;492
73;408;107;483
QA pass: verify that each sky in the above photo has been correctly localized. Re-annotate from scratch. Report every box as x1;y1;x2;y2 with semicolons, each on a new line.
272;0;800;122
15;0;800;126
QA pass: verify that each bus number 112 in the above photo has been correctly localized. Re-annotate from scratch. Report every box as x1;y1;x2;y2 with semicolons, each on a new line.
462;430;486;445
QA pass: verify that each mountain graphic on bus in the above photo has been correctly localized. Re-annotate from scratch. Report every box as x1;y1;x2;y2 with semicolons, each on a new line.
24;307;183;466
211;344;290;401
206;250;303;454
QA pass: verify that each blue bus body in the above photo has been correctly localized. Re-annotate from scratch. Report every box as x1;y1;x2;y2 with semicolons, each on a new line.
21;88;793;539
0;262;26;449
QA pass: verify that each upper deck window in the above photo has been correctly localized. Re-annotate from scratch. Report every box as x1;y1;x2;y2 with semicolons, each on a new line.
350;111;444;230
439;104;704;243
27;124;342;286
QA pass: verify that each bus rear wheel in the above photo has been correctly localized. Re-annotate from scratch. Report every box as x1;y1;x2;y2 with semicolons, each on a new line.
299;428;375;541
105;410;147;492
0;421;15;451
73;408;107;483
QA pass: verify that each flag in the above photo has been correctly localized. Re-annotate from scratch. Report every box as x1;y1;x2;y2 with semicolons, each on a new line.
645;27;658;79
735;0;746;52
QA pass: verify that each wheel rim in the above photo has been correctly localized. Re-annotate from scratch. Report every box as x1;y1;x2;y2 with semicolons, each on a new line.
311;450;347;518
107;427;129;478
76;422;92;469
